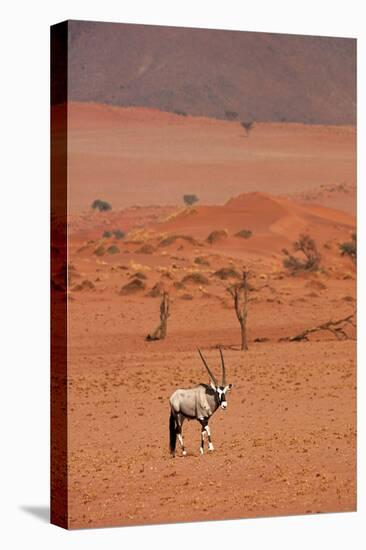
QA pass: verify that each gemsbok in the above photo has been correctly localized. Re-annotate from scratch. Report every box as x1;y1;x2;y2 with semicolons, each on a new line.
169;348;233;456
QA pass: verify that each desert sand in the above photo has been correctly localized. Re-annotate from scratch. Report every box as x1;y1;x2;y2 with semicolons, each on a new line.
66;102;356;212
53;102;356;528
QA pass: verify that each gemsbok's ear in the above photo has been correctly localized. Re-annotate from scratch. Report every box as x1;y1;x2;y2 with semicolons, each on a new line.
210;381;216;391
227;384;233;391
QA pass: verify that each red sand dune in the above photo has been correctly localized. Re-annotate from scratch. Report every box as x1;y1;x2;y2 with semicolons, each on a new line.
64;102;356;212
151;192;355;258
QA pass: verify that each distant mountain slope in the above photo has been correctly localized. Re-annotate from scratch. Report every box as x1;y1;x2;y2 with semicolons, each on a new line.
65;20;356;125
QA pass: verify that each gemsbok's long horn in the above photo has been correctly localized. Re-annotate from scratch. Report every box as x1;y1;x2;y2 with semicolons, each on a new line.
219;347;226;386
198;348;218;387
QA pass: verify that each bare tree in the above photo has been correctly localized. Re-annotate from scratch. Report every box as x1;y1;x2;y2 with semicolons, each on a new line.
241;121;254;137
146;292;170;341
227;269;251;350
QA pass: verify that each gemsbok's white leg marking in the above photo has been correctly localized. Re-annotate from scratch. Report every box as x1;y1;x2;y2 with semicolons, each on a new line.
177;433;187;456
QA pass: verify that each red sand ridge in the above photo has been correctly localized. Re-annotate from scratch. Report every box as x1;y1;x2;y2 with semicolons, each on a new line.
151;192;355;258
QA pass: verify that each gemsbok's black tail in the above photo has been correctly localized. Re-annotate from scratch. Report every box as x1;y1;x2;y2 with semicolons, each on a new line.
169;410;177;455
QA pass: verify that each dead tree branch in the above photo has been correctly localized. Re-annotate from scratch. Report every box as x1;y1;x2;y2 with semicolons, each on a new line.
279;314;355;342
227;269;251;351
146;292;170;341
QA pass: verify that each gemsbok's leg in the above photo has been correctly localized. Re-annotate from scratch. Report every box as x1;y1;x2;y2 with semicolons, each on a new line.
199;419;209;455
176;414;187;456
205;424;214;451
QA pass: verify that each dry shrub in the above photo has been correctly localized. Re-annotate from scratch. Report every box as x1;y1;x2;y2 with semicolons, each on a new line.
282;234;321;273
73;279;95;292
130;271;147;280
339;233;356;263
120;278;146;295
194;256;210;266
206;229;228;244
94;245;105;257
137;244;156;254
161;271;174;280
182;272;209;285
180;293;194;300
305;279;327;291
107;245;120;255
147;282;164;297
235;229;252;239
173;281;185;290
159;234;197;247
214;267;241;280
76;244;90;254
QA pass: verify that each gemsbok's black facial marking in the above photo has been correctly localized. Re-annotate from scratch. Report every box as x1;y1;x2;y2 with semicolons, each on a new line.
169;348;232;456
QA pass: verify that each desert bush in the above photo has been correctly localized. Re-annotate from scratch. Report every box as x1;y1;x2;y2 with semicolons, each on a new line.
94;245;105;256
91;199;112;212
130;271;147;280
182;272;209;285
173;281;185;290
214;267;241;280
159;234;197;247
194;256;210;266
136;244;155;254
174;110;187;117
240;121;254;136
305;279;327;291
107;245;120;255
103;230;112;238
113;229;125;240
180;293;194;300
339;233;356;263
282;234;321;273
120;278;146;295
73;279;95;291
183;194;199;206
206;229;228;244
146;282;164;297
235;229;253;239
225;110;238;120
